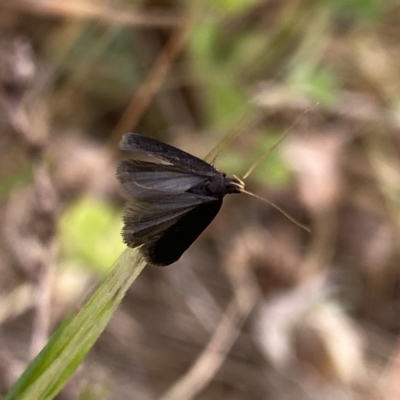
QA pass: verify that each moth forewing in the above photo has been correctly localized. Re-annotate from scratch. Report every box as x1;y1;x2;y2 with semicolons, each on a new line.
120;133;218;176
117;160;208;199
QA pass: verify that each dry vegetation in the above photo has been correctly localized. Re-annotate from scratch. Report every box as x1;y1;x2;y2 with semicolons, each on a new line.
0;1;400;399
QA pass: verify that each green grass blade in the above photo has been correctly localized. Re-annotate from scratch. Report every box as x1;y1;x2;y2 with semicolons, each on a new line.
4;248;146;400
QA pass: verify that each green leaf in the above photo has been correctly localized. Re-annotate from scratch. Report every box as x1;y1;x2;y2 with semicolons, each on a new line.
288;66;338;106
0;165;32;199
211;0;257;14
60;197;126;274
324;0;382;21
4;248;146;400
207;83;248;125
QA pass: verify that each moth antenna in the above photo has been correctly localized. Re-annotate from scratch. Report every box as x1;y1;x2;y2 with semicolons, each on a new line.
242;103;319;180
204;112;261;164
240;188;311;233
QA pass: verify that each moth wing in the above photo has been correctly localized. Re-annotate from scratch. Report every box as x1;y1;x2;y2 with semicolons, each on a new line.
117;160;207;200
142;200;223;266
120;133;218;176
122;193;217;249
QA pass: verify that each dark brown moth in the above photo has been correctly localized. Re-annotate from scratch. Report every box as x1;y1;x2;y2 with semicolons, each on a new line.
117;133;244;266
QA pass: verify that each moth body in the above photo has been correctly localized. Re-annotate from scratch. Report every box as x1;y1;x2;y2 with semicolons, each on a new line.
117;133;243;266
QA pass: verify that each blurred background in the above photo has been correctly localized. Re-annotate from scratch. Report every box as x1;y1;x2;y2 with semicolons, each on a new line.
0;1;399;399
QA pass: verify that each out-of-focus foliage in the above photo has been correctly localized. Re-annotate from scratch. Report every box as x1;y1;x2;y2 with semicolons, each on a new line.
327;0;383;21
0;165;32;198
218;131;292;187
189;20;250;125
60;198;125;274
212;0;258;15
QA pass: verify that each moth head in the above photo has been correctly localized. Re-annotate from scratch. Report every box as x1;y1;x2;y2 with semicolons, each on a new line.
225;174;245;194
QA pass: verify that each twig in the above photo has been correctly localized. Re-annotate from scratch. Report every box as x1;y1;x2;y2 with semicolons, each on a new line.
0;36;58;359
108;6;197;149
159;275;258;400
165;266;223;333
0;0;182;28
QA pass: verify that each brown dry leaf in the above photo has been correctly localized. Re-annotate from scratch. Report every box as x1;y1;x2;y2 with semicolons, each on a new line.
284;133;343;211
255;275;365;385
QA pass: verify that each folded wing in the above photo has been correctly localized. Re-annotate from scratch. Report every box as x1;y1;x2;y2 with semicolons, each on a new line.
120;133;218;176
122;192;216;247
117;160;208;200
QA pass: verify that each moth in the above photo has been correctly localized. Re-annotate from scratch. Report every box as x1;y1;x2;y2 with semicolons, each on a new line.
117;133;245;266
